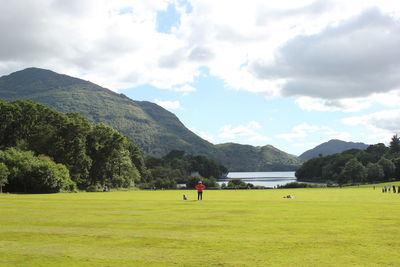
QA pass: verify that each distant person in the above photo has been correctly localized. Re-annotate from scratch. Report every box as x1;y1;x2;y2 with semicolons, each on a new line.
183;194;187;200
195;181;206;200
393;185;396;193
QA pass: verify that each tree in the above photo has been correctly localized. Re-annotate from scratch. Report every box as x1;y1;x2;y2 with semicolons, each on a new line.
366;163;384;182
87;123;141;188
0;162;9;193
0;99;146;190
228;178;248;189
0;148;75;193
389;134;400;153
392;157;400;179
377;157;395;179
340;158;366;184
365;144;389;163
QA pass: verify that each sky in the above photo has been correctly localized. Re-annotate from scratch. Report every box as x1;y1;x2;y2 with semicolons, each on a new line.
1;0;400;156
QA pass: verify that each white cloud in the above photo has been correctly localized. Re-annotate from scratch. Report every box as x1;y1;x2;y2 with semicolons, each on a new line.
218;121;262;139
276;123;322;141
172;84;197;93
1;0;400;107
371;90;400;107
251;8;400;100
342;109;400;135
276;122;351;141
154;99;182;110
341;109;400;144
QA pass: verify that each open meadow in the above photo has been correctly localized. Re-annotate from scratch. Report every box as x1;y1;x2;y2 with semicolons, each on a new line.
1;185;400;267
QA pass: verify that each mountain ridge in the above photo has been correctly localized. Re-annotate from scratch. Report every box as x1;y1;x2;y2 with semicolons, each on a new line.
0;67;302;171
298;139;369;161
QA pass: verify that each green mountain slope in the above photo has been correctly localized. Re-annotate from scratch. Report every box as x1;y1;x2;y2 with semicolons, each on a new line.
216;143;301;171
298;139;369;161
0;68;222;157
0;67;301;171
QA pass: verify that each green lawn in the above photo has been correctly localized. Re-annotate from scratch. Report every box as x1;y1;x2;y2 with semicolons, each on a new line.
1;186;400;266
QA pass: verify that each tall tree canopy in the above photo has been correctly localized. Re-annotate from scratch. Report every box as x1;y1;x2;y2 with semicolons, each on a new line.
0;99;146;192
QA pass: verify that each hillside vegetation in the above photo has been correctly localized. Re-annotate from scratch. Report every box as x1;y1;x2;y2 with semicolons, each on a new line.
0;68;301;171
216;143;301;171
299;139;369;161
296;136;400;185
0;99;146;192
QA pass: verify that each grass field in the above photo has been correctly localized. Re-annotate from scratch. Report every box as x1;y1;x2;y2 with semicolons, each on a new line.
1;185;400;266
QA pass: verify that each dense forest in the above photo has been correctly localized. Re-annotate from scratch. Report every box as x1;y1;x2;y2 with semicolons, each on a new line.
0;99;228;193
296;135;400;185
0;99;146;192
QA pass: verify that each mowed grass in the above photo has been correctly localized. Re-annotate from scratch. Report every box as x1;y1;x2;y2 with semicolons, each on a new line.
1;186;400;267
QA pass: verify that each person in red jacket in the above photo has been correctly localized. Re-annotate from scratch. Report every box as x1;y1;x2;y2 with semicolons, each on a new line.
195;181;206;200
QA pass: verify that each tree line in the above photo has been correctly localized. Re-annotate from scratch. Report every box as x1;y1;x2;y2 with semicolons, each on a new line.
0;99;228;193
0;99;146;193
141;150;228;189
295;135;400;185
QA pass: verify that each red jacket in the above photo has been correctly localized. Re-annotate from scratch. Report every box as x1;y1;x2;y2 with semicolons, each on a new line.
195;184;205;192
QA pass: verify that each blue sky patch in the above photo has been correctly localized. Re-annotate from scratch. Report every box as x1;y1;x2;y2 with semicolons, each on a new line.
156;3;181;33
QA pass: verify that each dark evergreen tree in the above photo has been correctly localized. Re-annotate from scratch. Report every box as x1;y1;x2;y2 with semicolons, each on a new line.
389;134;400;153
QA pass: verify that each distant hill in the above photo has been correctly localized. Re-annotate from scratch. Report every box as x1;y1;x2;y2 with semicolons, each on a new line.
0;67;222;157
299;139;369;161
216;143;301;171
0;67;301;171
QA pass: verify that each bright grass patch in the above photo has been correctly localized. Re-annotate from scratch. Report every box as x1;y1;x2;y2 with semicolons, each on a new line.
1;185;400;266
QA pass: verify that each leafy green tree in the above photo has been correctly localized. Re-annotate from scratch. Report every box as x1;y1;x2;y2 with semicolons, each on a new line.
87;123;141;188
201;177;219;188
340;158;366;184
186;176;203;189
0;99;146;190
0;162;9;193
0;148;75;193
392;157;400;179
364;144;389;163
296;157;326;182
227;178;247;189
377;157;395;179
366;163;384;182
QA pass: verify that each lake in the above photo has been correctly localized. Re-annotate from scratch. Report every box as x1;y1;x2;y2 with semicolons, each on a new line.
218;171;296;187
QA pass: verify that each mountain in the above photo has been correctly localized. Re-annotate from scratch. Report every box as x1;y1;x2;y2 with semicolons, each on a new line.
298;139;369;161
216;143;301;171
0;67;302;171
0;67;222;157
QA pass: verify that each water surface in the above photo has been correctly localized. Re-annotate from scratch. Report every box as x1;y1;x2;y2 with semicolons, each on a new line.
218;171;296;187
